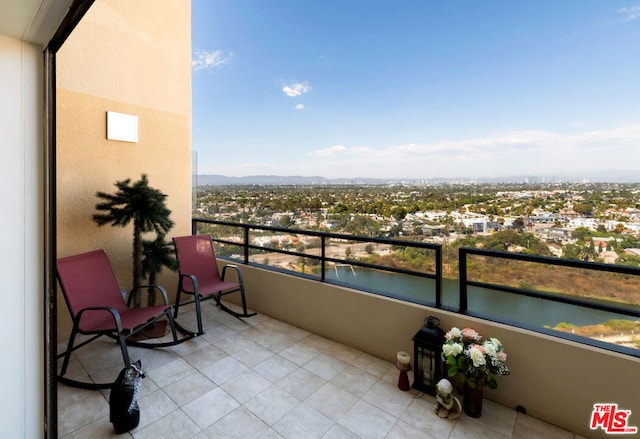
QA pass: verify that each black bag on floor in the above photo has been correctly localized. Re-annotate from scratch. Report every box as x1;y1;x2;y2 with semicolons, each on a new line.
109;359;145;434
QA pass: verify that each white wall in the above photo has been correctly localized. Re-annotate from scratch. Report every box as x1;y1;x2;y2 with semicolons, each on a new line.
0;34;44;438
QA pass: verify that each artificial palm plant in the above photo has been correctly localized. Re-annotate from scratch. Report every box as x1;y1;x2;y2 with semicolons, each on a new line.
93;174;175;307
141;233;177;306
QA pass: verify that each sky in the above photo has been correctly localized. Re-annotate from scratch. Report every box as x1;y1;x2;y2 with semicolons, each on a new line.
191;1;640;180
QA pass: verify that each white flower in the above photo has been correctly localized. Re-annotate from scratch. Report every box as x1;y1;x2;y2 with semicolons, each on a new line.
490;337;502;349
443;342;464;357
483;341;496;357
469;346;486;368
442;343;455;357
451;327;461;339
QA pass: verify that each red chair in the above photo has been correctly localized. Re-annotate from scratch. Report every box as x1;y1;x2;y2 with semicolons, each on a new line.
57;249;182;389
173;234;256;335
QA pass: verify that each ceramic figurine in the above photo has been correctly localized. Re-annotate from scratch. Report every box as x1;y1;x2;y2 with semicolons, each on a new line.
434;378;462;420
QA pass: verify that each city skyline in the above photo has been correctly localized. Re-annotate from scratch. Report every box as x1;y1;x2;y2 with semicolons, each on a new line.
191;1;640;180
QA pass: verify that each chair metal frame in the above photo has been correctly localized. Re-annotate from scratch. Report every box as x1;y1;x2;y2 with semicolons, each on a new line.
56;249;192;389
173;234;256;335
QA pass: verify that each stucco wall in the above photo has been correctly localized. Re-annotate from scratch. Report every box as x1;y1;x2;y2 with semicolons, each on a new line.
56;0;192;339
224;263;640;438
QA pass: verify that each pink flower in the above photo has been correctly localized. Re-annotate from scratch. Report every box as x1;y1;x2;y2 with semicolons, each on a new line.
445;327;461;341
497;351;507;362
461;328;479;340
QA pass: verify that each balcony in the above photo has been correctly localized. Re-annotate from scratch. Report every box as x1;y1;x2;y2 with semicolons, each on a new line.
57;301;578;438
55;222;640;438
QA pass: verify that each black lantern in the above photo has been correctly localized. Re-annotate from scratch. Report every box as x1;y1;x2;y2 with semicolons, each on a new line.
412;316;445;395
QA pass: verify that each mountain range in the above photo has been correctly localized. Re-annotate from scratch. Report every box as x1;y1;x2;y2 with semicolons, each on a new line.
194;171;640;186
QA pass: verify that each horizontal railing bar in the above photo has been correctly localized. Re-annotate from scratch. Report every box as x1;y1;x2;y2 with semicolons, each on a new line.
461;246;640;276
195;217;439;250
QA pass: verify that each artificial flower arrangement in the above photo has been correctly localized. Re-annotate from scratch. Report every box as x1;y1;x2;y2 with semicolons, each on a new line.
442;327;510;389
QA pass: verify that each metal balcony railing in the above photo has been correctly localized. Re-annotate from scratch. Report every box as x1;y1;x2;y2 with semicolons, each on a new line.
191;218;640;357
459;247;640;357
192;218;442;307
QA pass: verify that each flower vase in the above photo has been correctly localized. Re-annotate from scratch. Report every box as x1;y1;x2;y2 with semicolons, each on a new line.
463;380;484;418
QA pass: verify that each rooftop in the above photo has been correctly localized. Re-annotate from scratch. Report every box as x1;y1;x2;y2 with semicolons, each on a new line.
57;301;582;438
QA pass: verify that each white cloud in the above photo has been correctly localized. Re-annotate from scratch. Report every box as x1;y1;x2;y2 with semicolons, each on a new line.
282;82;311;97
617;5;640;22
310;144;347;157
192;49;233;71
302;123;640;178
295;104;305;110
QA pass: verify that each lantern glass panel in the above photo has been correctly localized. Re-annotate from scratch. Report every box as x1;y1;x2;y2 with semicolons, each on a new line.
419;346;436;388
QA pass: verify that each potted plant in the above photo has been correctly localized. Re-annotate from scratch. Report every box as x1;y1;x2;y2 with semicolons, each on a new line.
93;174;175;307
441;327;510;417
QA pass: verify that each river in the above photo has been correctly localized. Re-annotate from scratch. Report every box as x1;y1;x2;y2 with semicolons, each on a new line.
325;266;639;328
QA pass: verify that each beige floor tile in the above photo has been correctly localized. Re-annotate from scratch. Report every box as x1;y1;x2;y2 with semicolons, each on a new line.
134;389;178;432
60;414;131;439
163;372;216;406
147;357;197;388
329;365;378;398
400;396;456;438
273;403;333;439
303;353;347;381
305;382;359;422
337;399;397;439
169;333;213;357
300;333;338;352
58;391;109;437
182;387;240;430
276;367;326;401
244;386;301;426
322;423;360;439
386;419;443;439
212;333;258;354
253;355;299;383
351;352;394;378
279;341;320;366
362;379;414;418
463;398;517;438
200;355;250;385
513;413;574;439
202;406;269;438
232;343;276;368
132;409;200;439
182;344;227;370
324;343;362;363
450;415;511;439
220;370;273;404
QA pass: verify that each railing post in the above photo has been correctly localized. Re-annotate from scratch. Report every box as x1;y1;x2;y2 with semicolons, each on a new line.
321;236;326;281
244;225;249;264
435;244;442;308
459;247;468;313
191;218;197;235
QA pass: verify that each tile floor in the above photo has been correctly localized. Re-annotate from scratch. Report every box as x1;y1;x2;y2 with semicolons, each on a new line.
57;302;585;438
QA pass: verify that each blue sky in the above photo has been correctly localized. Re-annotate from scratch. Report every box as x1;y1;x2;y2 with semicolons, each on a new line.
191;1;640;180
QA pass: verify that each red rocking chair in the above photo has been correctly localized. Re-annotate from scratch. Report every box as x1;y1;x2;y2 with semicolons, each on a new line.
173;234;256;335
57;249;189;389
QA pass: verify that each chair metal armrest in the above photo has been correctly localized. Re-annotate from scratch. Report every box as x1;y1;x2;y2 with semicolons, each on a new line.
221;264;244;284
130;284;171;306
75;305;124;332
178;273;199;294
